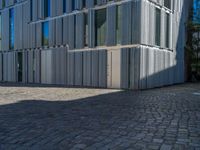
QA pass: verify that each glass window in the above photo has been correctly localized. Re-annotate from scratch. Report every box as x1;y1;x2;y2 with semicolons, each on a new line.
2;0;5;8
42;21;49;46
116;5;122;45
165;13;170;48
155;8;161;46
72;0;75;11
63;0;66;13
44;0;50;18
95;8;106;46
164;0;171;9
84;13;88;47
9;8;14;50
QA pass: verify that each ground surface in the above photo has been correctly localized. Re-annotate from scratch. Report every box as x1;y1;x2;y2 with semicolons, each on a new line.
0;83;200;150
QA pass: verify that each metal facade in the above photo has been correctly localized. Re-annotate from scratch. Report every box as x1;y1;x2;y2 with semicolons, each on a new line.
0;0;191;89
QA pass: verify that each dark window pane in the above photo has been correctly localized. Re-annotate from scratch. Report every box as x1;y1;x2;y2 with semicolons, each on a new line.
95;8;106;46
164;0;171;9
155;8;161;46
166;13;170;48
44;0;50;18
63;0;66;13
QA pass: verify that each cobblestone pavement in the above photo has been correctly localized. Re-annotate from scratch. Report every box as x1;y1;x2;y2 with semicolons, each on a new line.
0;83;200;150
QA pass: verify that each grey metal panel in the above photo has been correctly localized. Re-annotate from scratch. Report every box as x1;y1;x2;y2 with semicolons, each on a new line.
22;50;28;83
66;0;72;13
36;22;42;48
121;1;132;45
56;18;63;46
74;52;83;86
35;49;41;83
67;52;75;85
2;10;9;51
139;47;147;89
131;47;141;90
32;0;38;21
68;15;75;49
132;0;142;44
0;53;2;81
75;13;84;49
86;0;94;8
63;16;69;46
106;5;116;46
83;51;91;86
38;0;44;19
91;51;99;87
49;19;56;47
88;9;95;48
99;50;107;88
28;50;34;83
120;48;129;89
50;0;56;17
56;0;63;16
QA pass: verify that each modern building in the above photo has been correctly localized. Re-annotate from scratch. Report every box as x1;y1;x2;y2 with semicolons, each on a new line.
0;0;191;89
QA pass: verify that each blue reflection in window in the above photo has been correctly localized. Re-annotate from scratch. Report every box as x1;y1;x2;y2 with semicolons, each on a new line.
9;8;14;50
193;0;200;24
42;21;49;46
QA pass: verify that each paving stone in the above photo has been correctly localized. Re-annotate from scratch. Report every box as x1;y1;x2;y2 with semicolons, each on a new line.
0;83;200;149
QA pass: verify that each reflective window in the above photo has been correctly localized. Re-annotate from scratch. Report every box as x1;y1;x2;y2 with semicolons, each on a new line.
164;0;171;9
165;13;170;48
155;8;161;46
63;0;66;13
44;0;50;18
95;8;106;46
9;8;14;50
42;21;49;46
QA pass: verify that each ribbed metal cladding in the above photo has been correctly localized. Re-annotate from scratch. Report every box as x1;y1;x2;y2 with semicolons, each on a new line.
75;13;84;49
56;18;63;46
2;10;9;51
0;0;191;89
106;5;116;46
0;53;2;81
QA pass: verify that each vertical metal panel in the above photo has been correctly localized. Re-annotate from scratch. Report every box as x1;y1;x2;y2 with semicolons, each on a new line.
56;18;63;46
2;10;9;51
121;1;132;45
50;0;56;17
86;0;94;8
66;0;72;13
120;48;129;89
36;22;42;48
75;13;84;49
68;15;75;49
56;0;63;16
0;53;2;81
63;16;69;46
32;0;38;21
106;5;116;46
91;51;99;87
83;51;91;86
99;50;107;88
132;0;142;44
49;19;56;47
74;52;83;86
67;52;75;85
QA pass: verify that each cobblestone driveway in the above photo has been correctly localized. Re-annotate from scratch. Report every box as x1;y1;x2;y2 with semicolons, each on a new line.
0;83;200;150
